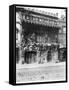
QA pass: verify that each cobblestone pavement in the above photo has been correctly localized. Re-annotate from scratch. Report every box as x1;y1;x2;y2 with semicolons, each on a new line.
16;62;66;83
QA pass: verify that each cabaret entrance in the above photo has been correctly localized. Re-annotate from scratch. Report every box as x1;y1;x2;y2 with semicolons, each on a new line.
22;21;59;64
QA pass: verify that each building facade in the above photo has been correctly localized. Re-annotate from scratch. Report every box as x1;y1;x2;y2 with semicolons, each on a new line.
16;7;66;64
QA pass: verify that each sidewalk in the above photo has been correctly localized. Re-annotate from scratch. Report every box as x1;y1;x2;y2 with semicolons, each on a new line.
16;62;66;69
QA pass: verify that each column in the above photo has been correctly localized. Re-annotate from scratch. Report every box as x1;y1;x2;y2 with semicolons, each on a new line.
16;11;24;64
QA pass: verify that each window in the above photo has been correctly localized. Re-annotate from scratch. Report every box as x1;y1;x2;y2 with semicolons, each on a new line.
63;27;66;34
